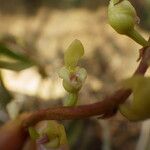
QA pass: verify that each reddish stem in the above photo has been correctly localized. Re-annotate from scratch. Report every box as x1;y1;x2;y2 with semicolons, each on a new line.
22;47;150;128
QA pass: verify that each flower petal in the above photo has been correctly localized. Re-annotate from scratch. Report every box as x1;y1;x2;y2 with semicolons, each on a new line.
64;39;84;70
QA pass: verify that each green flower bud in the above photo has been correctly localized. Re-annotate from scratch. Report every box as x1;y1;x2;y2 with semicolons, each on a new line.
108;0;150;47
108;0;137;34
30;121;68;149
43;121;68;149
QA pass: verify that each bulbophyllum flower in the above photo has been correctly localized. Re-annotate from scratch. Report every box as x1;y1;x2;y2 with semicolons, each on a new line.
58;39;87;106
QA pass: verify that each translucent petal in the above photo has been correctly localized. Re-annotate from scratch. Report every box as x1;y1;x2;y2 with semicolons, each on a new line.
77;67;87;83
58;67;70;81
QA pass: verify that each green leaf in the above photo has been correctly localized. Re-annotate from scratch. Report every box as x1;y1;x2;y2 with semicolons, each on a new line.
64;39;84;70
0;44;31;63
108;0;150;46
0;61;33;71
119;75;150;121
28;127;40;140
0;44;34;70
0;74;12;109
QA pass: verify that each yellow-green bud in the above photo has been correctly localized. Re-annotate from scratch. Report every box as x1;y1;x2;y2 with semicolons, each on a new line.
108;0;137;34
108;0;150;47
35;121;68;149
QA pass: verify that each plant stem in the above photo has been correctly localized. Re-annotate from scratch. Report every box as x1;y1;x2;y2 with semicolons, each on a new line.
20;46;150;128
64;93;78;106
127;29;150;47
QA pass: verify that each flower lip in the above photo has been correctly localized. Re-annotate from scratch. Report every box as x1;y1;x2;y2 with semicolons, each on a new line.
69;73;78;82
36;134;49;144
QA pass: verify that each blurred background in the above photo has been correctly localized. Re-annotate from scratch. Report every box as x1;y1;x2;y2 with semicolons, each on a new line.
0;0;150;150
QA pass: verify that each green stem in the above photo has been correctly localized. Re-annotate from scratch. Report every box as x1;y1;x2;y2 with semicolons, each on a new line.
127;29;150;47
64;93;78;106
